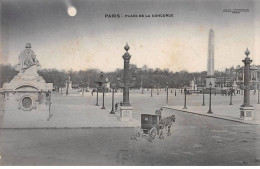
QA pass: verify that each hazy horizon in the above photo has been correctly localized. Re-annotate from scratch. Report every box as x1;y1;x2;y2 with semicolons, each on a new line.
0;61;252;74
1;0;260;72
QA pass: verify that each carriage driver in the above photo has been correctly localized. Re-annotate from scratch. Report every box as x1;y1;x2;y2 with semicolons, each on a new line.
155;108;163;120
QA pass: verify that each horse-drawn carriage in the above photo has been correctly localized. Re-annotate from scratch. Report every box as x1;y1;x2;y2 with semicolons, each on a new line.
221;88;235;96
133;114;176;142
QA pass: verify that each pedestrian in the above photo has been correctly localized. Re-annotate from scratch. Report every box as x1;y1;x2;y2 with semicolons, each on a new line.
115;103;118;112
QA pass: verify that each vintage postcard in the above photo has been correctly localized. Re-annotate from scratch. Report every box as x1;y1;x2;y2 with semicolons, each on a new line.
0;0;259;166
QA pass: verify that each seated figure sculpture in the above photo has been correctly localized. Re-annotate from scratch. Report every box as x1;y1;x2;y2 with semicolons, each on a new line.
15;43;40;73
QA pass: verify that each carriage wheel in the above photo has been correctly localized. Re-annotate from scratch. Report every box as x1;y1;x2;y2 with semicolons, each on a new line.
163;127;169;137
149;127;157;142
158;129;164;139
133;127;143;141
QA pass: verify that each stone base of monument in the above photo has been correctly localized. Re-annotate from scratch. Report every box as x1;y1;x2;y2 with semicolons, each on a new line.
120;106;133;121
240;106;254;120
206;77;215;88
1;65;53;127
2;92;51;127
204;88;222;94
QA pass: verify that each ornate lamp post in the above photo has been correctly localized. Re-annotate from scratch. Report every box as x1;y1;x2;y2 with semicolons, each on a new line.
101;82;107;109
183;87;187;109
86;78;90;92
117;43;136;106
116;73;121;92
166;82;169;105
81;81;85;96
257;86;260;104
252;76;256;95
157;84;159;95
117;43;136;120
95;87;99;106
59;82;63;95
66;77;69;95
241;49;252;107
110;83;116;114
95;72;107;108
207;82;213;114
66;74;72;95
202;87;205;106
141;75;144;94
239;48;255;120
150;85;153;97
229;86;233;105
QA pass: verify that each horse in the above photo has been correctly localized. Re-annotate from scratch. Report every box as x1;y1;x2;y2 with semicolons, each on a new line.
159;115;176;138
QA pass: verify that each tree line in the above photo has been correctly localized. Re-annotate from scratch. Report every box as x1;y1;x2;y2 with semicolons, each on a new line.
0;64;237;90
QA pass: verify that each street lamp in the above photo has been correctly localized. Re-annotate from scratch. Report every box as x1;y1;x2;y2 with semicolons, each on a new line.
183;87;187;109
252;76;256;95
141;75;144;94
110;83;116;114
207;81;213;114
166;82;169;105
59;82;63;95
101;78;108;109
66;75;70;95
117;73;121;92
229;86;233;105
151;85;153;97
86;79;90;92
202;87;205;106
240;48;255;107
257;86;260;104
95;72;107;109
81;80;85;96
117;43;136;107
239;48;255;120
157;84;159;95
95;86;99;106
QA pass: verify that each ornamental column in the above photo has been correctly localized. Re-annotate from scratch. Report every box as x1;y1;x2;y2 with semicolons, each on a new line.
240;48;254;120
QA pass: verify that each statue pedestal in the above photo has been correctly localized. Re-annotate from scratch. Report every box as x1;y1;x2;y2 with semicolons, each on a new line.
206;77;215;88
240;106;254;120
1;65;53;128
120;106;133;121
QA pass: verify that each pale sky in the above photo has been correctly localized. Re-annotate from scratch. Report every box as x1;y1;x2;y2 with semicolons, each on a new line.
0;0;259;72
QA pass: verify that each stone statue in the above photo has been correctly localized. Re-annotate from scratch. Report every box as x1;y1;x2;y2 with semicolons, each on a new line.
16;43;40;73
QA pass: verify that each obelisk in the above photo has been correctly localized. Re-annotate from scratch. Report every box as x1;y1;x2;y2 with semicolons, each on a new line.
206;29;215;88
